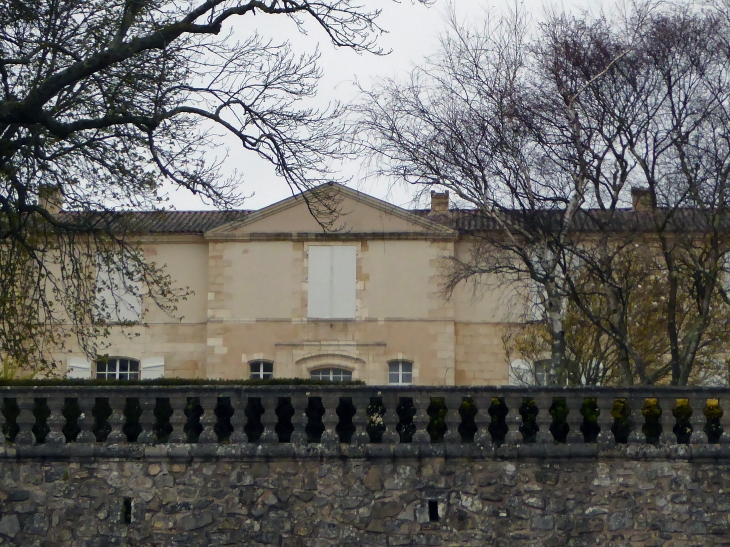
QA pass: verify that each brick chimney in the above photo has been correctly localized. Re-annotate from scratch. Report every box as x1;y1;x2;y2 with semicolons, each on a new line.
38;185;63;214
430;190;449;212
631;187;652;211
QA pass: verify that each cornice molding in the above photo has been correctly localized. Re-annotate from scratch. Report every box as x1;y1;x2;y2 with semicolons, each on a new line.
203;231;458;242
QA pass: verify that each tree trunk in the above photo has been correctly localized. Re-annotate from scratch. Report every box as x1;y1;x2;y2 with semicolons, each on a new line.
545;283;566;381
606;285;634;385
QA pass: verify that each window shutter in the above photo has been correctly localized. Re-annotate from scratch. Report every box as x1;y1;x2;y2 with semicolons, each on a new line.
331;246;356;318
96;255;142;323
67;357;92;379
307;245;355;318
140;356;165;379
307;246;333;318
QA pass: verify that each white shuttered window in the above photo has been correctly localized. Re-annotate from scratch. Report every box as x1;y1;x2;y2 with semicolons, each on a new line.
96;257;142;323
307;245;356;319
67;357;92;379
140;356;165;379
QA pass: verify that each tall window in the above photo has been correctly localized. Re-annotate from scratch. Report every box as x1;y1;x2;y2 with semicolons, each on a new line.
96;357;140;380
307;245;356;319
95;255;142;323
509;359;556;386
310;368;352;382
249;361;273;380
388;361;413;385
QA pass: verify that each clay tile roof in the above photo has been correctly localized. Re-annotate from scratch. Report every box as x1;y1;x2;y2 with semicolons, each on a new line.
52;210;252;234
414;208;729;233
121;210;251;234
55;206;727;235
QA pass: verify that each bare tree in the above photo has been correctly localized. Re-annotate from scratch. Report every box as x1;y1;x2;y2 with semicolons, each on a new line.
354;6;623;377
552;4;730;385
640;7;730;385
0;0;429;373
356;0;730;386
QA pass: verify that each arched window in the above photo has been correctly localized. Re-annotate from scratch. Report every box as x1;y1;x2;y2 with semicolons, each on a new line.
96;357;140;380
249;360;274;380
310;368;352;382
388;360;413;385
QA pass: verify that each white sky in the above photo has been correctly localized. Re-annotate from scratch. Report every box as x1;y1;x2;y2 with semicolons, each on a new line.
164;0;591;212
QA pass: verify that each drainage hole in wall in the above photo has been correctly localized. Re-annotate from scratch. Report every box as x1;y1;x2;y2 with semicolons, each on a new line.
122;498;132;524
428;500;439;522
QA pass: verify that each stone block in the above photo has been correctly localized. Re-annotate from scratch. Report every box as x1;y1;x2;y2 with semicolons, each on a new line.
179;511;213;531
23;513;49;536
371;500;403;519
607;511;632;531
0;515;20;538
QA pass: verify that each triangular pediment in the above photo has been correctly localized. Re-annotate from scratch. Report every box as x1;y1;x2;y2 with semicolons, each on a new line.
205;183;456;239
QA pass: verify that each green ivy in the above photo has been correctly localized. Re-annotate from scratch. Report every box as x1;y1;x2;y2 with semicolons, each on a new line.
705;399;723;442
611;398;631;443
427;398;447;442
549;398;569;443
642;398;661;444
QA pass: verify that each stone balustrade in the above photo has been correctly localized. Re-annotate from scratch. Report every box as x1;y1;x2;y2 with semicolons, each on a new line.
1;385;730;459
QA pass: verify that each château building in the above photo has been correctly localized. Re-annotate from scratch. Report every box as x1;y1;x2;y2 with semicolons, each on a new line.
62;184;513;385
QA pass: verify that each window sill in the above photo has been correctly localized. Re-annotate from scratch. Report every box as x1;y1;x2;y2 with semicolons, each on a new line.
93;321;143;327
306;318;357;322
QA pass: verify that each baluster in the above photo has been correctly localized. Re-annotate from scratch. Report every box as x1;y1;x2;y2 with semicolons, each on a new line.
381;392;400;443
412;393;431;444
258;396;277;443
240;395;266;443
504;394;524;445
443;393;463;443
473;394;493;447
706;397;722;444
76;396;97;443
656;395;677;445
0;400;5;444
565;394;585;444
0;402;4;444
718;394;730;444
229;393;247;443
198;395;219;443
289;392;308;444
168;395;188;443
596;395;616;447
350;392;370;445
627;396;646;444
45;396;66;444
689;395;709;444
106;395;127;443
534;393;554;444
137;396;157;444
320;393;340;444
14;397;36;445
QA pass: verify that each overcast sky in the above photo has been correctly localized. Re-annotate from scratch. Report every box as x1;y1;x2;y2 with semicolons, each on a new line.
165;0;590;212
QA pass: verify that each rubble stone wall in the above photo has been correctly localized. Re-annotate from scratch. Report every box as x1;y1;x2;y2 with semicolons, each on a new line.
0;454;728;547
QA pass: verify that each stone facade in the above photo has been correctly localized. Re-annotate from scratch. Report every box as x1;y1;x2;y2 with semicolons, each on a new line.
0;455;729;546
53;184;518;386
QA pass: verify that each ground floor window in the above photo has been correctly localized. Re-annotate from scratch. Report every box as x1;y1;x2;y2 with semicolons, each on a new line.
96;357;140;380
388;360;413;385
310;368;352;382
249;361;274;380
